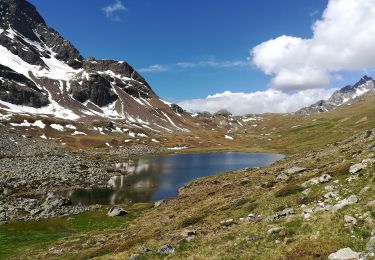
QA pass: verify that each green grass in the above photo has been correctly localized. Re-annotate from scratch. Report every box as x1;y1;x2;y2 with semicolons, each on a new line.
0;204;151;259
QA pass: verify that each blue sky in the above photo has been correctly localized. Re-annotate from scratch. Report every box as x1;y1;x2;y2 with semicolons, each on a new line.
28;0;329;100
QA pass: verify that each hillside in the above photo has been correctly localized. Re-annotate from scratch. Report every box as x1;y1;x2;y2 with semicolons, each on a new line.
2;0;375;259
0;0;197;134
1;86;375;259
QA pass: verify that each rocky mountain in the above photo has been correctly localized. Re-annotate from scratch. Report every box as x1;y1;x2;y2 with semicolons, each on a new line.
297;76;375;115
0;0;194;132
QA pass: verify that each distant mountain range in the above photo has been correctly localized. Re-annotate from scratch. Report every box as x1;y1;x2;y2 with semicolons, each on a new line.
0;0;194;132
297;76;375;115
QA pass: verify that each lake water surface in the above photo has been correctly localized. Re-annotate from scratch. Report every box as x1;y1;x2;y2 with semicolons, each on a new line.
68;152;284;205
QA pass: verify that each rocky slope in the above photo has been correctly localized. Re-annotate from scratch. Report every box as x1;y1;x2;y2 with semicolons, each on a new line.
0;0;195;133
297;76;375;115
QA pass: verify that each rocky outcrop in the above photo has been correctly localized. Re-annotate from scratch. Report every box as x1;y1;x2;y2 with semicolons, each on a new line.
297;76;375;115
69;73;118;107
0;64;49;107
171;103;184;114
82;60;150;88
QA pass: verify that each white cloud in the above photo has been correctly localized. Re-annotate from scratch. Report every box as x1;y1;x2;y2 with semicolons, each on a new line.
177;88;336;115
251;0;375;91
138;59;249;73
138;64;167;73
102;0;127;21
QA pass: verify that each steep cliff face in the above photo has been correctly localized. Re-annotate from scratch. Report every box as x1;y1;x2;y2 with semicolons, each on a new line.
0;64;49;107
0;0;195;132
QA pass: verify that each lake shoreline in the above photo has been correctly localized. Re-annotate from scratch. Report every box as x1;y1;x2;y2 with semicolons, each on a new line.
0;126;284;223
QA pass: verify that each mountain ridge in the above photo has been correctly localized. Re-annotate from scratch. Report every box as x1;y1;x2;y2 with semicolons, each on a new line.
0;0;195;133
297;75;375;115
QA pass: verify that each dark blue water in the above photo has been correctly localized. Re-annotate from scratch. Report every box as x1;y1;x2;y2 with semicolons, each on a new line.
68;152;284;205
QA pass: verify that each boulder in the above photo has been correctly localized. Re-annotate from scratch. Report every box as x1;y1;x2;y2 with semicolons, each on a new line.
328;248;361;260
276;173;289;181
349;163;365;174
220;218;235;226
240;213;261;222
333;195;358;210
275;208;295;220
344;215;357;225
319;174;332;183
107;206;127;217
157;244;175;254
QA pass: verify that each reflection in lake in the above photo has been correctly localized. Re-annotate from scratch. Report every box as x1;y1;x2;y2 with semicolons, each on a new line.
68;152;284;205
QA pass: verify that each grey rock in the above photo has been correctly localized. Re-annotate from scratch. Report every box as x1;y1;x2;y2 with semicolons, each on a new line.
333;195;358;210
349;163;365;174
107;206;127;217
157;244;175;254
275;208;294;219
344;215;357;225
276;173;289;181
240;213;261;222
220;218;235;226
328;247;361;260
319;174;332;183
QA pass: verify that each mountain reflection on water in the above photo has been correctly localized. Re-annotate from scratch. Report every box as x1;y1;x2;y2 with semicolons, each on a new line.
68;152;284;205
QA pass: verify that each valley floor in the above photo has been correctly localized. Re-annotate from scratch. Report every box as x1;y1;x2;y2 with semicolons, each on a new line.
3;95;375;259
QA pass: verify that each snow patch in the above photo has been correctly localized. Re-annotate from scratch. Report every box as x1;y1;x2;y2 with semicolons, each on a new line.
50;124;64;131
72;131;87;136
168;146;188;150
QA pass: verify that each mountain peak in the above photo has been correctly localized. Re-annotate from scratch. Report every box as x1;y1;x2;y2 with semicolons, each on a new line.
0;0;193;133
355;75;374;86
0;0;46;41
297;75;375;115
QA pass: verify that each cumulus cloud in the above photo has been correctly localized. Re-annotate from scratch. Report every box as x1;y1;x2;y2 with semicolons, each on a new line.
102;0;127;21
177;88;336;115
251;0;375;91
138;59;249;73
